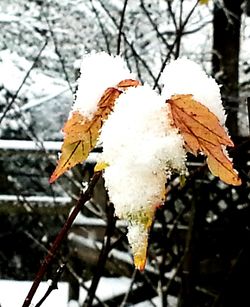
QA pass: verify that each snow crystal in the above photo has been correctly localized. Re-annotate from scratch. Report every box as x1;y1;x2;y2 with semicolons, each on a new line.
72;52;134;119
99;85;186;217
161;58;226;125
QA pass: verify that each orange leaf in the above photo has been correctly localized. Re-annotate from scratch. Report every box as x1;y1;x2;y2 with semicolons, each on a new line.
50;79;140;183
168;94;241;186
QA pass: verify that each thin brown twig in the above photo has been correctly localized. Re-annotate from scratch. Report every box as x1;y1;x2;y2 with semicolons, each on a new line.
21;171;102;307
34;264;66;307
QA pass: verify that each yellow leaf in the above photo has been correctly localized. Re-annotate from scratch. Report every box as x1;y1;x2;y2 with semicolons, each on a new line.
50;79;140;183
168;94;241;186
94;161;109;172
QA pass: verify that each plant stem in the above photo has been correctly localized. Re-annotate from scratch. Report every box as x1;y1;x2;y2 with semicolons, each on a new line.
22;171;102;307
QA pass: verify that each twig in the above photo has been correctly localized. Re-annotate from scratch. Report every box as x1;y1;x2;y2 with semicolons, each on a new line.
153;0;200;89
89;0;111;54
34;264;66;307
117;0;129;55
82;202;116;307
97;0;159;88
44;16;74;94
66;263;108;307
0;39;48;125
24;230;107;306
21;171;102;307
140;0;171;49
247;97;250;135
120;269;137;307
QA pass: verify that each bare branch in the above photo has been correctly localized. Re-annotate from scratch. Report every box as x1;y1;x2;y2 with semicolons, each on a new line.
21;171;102;307
153;0;200;89
89;0;111;54
117;0;129;55
82;202;116;307
140;0;171;49
44;16;74;94
0;39;48;125
34;264;66;307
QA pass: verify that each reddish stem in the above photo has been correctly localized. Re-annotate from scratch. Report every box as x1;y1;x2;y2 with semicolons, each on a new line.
22;171;102;307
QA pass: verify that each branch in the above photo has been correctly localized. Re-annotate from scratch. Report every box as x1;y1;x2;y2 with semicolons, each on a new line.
140;0;171;49
153;0;200;89
0;39;48;125
21;171;102;307
34;264;66;307
44;16;74;94
89;0;111;54
97;0;159;88
82;202;116;307
117;0;129;55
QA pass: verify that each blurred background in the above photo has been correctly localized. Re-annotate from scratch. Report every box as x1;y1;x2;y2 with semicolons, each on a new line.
0;0;250;306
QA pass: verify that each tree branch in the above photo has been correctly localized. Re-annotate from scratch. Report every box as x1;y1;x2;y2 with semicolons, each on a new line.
82;202;116;307
21;171;102;307
117;0;129;55
0;39;48;125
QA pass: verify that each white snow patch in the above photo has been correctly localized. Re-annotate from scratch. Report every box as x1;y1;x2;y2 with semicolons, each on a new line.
161;58;226;125
79;277;133;305
0;280;68;307
73;52;134;119
99;85;186;218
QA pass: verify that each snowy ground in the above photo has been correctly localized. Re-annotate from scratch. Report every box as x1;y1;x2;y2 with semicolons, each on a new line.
0;280;69;307
0;278;177;307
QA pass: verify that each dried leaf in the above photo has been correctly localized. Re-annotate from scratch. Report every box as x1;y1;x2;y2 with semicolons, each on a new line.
50;79;140;182
168;94;241;186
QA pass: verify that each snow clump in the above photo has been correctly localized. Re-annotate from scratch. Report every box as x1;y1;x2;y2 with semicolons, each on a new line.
72;52;134;119
99;85;186;219
161;58;226;125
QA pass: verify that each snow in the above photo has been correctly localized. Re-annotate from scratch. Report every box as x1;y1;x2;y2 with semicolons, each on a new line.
73;52;134;119
100;85;186;219
161;58;226;125
0;139;99;163
0;139;62;151
79;277;133;304
0;50;72;140
0;194;71;204
0;277;136;307
98;84;186;269
0;280;69;307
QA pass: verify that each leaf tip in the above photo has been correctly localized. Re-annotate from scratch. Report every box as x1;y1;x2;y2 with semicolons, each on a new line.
49;171;59;184
134;254;147;271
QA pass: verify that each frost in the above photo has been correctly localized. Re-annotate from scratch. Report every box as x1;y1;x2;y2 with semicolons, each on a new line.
99;85;186;218
161;58;226;125
72;52;134;119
